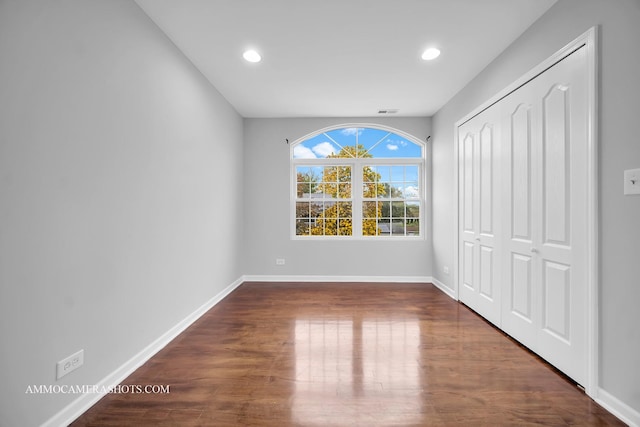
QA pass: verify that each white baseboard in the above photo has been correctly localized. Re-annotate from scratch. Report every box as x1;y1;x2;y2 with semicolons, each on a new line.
431;277;457;300
595;387;640;427
42;277;244;427
242;274;432;283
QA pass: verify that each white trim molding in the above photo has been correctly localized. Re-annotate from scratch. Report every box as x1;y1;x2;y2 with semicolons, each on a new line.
596;388;640;427
431;277;456;300
242;275;433;284
41;277;244;427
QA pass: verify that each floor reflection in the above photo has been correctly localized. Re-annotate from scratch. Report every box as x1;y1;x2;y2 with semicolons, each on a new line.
294;317;422;425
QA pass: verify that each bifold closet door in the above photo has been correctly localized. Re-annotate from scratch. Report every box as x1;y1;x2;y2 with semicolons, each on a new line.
458;105;502;327
457;45;589;386
501;46;588;385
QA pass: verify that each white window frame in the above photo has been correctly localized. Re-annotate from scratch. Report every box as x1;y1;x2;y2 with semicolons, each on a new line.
290;124;426;240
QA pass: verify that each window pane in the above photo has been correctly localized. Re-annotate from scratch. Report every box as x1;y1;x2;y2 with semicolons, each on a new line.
362;166;376;184
296;219;311;236
322;183;337;199
392;201;405;217
376;166;390;182
391;220;406;236
338;219;352;236
324;222;337;235
337;166;351;182
323;166;337;179
310;201;323;217
405;165;419;181
337;201;352;218
391;183;404;197
378;219;390;235
338;183;351;198
362;201;377;219
380;201;390;218
406;201;420;218
297;182;311;198
362;219;377;236
392;166;405;181
296;202;310;218
363;182;376;198
324;202;336;219
405;183;419;199
407;219;420;236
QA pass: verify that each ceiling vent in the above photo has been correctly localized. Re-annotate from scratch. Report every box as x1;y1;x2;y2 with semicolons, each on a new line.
378;109;399;114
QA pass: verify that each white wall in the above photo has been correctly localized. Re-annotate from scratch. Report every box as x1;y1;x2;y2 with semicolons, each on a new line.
432;0;640;417
0;1;243;426
242;117;432;279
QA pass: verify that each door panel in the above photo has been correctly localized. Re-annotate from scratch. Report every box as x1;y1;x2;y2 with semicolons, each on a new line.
502;89;539;348
510;253;533;322
479;125;494;236
510;104;532;242
542;85;571;247
479;245;494;300
458;105;501;326
542;260;571;342
535;47;588;383
463;134;475;233
462;241;474;292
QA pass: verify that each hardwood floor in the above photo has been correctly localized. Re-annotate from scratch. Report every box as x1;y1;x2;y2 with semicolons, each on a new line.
72;282;623;426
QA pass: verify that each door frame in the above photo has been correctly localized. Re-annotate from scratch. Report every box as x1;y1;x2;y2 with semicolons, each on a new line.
452;27;598;397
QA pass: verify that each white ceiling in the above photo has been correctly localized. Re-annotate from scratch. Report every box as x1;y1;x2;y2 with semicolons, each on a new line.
135;0;557;118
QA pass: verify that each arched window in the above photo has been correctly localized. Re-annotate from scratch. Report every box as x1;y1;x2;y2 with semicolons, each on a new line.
291;125;425;239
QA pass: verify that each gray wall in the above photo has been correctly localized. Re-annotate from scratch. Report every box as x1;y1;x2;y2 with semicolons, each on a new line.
0;1;244;426
243;117;432;279
432;0;640;414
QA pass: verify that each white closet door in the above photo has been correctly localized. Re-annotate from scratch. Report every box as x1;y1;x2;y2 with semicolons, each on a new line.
502;46;588;384
458;105;502;326
500;81;539;350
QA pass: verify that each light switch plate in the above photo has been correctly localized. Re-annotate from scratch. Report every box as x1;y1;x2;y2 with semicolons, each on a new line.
624;169;640;195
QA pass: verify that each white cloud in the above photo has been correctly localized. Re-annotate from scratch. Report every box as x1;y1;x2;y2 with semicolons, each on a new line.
340;127;362;136
387;143;399;151
312;142;336;157
386;138;408;147
293;145;317;159
404;185;419;198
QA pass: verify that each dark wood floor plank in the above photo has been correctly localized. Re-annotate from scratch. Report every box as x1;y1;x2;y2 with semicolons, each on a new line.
71;282;624;426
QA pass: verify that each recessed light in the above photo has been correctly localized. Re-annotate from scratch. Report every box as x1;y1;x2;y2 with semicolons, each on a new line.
421;48;441;61
243;49;262;63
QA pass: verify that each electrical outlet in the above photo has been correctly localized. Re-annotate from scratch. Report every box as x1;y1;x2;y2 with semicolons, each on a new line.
56;349;84;380
443;265;449;275
276;258;285;265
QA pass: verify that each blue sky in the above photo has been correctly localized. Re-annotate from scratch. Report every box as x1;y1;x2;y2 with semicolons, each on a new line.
293;127;422;159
